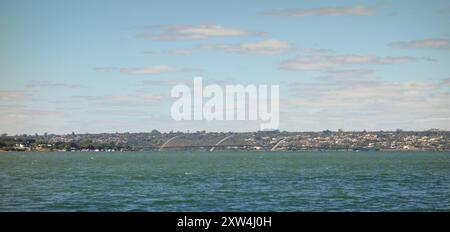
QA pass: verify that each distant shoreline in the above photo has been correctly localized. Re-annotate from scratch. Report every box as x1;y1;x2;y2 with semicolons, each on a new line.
2;130;449;152
2;149;449;153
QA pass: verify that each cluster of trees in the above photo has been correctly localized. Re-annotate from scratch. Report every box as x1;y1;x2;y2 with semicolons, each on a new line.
0;134;132;151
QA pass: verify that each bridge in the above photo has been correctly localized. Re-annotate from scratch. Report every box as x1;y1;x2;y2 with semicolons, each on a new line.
209;134;235;152
155;134;291;151
158;135;183;151
271;138;289;151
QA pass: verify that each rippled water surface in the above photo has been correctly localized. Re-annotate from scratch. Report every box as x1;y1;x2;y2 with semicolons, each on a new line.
1;151;449;211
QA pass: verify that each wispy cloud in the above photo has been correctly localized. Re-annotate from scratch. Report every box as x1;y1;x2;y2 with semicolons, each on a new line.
281;54;416;71
439;77;450;87
119;65;177;74
317;69;378;81
137;24;260;40
263;3;384;17
141;78;233;87
25;80;81;89
0;104;68;134
388;38;450;50
0;107;67;119
95;65;200;75
281;78;450;130
142;79;193;86
199;39;295;55
94;67;119;72
143;49;193;56
73;94;167;106
164;49;192;56
287;81;437;106
0;90;35;102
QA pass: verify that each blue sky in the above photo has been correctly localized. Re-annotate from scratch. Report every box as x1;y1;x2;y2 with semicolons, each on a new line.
1;0;449;134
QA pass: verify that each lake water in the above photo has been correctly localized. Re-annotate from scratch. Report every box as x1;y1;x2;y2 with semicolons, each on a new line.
1;151;449;211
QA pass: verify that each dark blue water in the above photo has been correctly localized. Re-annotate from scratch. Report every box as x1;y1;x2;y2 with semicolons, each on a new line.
1;151;449;211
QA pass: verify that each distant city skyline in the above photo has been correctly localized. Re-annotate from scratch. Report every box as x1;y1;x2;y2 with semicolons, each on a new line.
1;0;450;134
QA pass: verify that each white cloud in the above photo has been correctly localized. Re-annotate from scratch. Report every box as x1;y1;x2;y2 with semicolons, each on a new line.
0;90;35;102
280;79;450;130
94;67;119;72
317;69;378;81
264;4;380;17
143;49;193;56
94;65;200;75
142;79;193;86
440;77;450;87
103;94;166;105
140;78;232;88
73;94;167;106
287;80;443;109
165;49;192;56
200;39;295;55
138;24;258;40
388;39;450;50
0;105;67;134
120;65;176;74
281;54;416;71
25;80;81;89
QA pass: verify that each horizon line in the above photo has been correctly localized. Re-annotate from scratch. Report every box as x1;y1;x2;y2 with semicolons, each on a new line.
2;128;448;136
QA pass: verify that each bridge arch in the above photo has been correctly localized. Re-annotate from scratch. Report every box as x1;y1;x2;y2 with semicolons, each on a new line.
209;134;235;152
271;138;288;151
158;135;183;151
